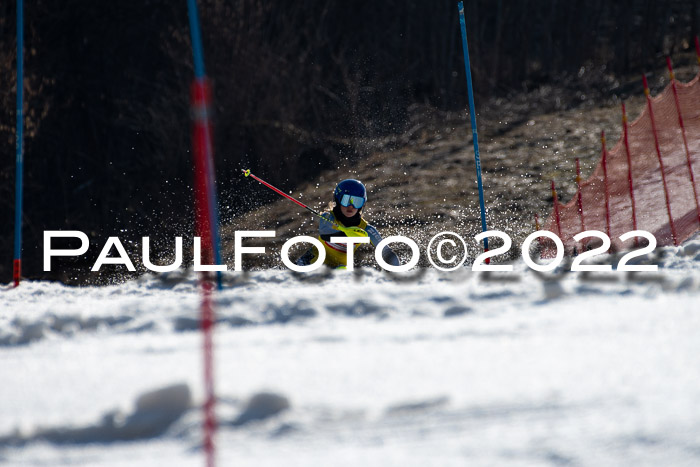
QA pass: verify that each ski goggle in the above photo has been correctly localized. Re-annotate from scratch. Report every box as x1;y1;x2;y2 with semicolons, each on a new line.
339;194;365;209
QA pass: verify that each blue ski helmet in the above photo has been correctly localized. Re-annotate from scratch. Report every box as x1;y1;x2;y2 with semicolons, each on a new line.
334;179;367;209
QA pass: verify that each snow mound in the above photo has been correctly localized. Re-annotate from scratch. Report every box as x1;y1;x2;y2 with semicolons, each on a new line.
0;383;191;447
385;396;450;415
231;392;291;427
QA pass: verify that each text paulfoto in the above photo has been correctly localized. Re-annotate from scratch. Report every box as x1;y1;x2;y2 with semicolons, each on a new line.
43;229;659;273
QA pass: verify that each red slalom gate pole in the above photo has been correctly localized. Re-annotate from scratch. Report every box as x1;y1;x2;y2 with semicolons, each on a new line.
621;102;639;246
575;158;585;232
187;1;220;465
601;131;612;240
667;57;700;224
200;278;215;464
192;79;216;265
643;74;678;245
191;78;217;467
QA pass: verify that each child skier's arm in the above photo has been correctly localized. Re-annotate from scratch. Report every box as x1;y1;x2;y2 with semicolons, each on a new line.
365;224;400;267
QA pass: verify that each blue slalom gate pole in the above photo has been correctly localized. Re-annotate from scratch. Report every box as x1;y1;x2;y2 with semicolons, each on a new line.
14;0;24;287
187;0;223;291
458;1;489;254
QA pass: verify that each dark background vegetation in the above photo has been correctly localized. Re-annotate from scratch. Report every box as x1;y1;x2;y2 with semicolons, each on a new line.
1;0;699;282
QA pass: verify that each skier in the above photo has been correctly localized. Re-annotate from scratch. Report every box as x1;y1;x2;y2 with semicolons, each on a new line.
296;179;401;268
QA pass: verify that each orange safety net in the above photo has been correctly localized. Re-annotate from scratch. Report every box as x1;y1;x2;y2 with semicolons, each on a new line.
543;71;700;254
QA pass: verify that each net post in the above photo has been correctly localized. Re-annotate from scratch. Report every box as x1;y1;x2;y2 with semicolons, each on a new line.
642;73;678;245
695;36;700;67
666;57;700;225
534;213;544;250
601;131;612;242
665;56;675;81
551;180;563;240
621;102;639;247
575;158;585;232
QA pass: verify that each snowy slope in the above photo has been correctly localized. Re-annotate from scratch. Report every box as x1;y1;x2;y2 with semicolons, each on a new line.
1;239;700;466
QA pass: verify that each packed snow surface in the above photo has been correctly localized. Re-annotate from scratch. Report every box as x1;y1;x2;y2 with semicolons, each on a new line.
2;239;700;466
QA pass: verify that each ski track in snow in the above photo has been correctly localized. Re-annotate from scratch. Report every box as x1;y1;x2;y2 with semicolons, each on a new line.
1;240;700;466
